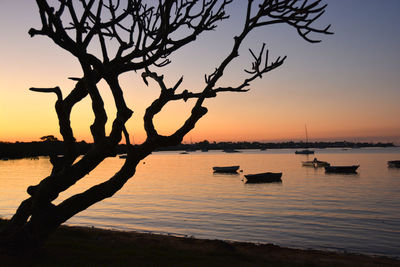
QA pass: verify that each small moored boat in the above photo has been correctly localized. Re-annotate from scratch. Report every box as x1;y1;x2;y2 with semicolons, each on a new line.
302;158;330;168
213;166;240;173
388;160;400;168
295;149;314;155
244;172;282;183
325;165;359;173
223;149;241;153
295;125;314;155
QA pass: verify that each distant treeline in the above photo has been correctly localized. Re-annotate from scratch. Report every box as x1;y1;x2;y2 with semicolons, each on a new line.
0;141;91;159
0;140;395;160
156;140;395;152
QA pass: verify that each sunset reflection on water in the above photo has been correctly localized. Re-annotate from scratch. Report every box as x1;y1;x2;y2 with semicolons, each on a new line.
1;147;400;257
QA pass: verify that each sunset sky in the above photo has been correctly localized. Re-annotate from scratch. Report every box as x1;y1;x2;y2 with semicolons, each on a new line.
0;1;399;144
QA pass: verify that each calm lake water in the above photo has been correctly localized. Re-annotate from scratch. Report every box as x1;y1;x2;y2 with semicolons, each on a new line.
1;147;400;257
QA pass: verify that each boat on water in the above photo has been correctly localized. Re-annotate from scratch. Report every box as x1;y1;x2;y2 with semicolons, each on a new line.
302;158;330;168
223;149;241;153
244;172;282;183
295;149;314;155
388;160;400;168
325;165;359;173
295;124;314;155
213;166;240;173
119;154;128;159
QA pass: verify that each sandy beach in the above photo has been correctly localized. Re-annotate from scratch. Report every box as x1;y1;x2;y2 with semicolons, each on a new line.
1;222;399;266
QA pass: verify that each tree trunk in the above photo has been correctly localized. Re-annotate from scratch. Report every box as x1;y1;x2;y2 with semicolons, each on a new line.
1;147;146;254
1;206;59;253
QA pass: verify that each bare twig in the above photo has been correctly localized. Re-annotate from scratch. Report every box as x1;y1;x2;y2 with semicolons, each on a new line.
30;86;63;101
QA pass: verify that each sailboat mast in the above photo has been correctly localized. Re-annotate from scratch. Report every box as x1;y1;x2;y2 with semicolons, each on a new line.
305;124;309;144
295;124;314;154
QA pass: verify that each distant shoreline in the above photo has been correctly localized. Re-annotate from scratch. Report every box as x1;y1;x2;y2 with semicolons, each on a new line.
0;140;396;160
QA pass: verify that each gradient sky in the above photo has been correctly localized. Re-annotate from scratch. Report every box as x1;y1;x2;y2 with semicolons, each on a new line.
1;1;399;144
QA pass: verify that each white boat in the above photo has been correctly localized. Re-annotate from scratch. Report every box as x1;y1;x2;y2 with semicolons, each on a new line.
302;158;330;167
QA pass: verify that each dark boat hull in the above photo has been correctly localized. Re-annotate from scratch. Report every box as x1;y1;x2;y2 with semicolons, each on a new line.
213;166;240;173
325;165;359;173
223;149;241;153
244;172;282;183
388;160;400;168
295;150;314;155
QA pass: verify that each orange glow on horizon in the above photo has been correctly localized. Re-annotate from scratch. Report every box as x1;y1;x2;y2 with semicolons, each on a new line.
1;2;399;145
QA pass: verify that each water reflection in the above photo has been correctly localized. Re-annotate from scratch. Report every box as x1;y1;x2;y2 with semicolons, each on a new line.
0;148;400;257
324;173;360;177
242;180;283;186
212;173;240;177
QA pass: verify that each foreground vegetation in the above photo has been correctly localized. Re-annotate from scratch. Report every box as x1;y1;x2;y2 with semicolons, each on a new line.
1;219;398;266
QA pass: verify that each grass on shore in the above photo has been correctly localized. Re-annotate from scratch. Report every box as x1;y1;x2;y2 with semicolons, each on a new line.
1;219;399;267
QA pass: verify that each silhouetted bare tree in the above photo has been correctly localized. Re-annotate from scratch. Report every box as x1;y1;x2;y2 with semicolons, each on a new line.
1;0;331;252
